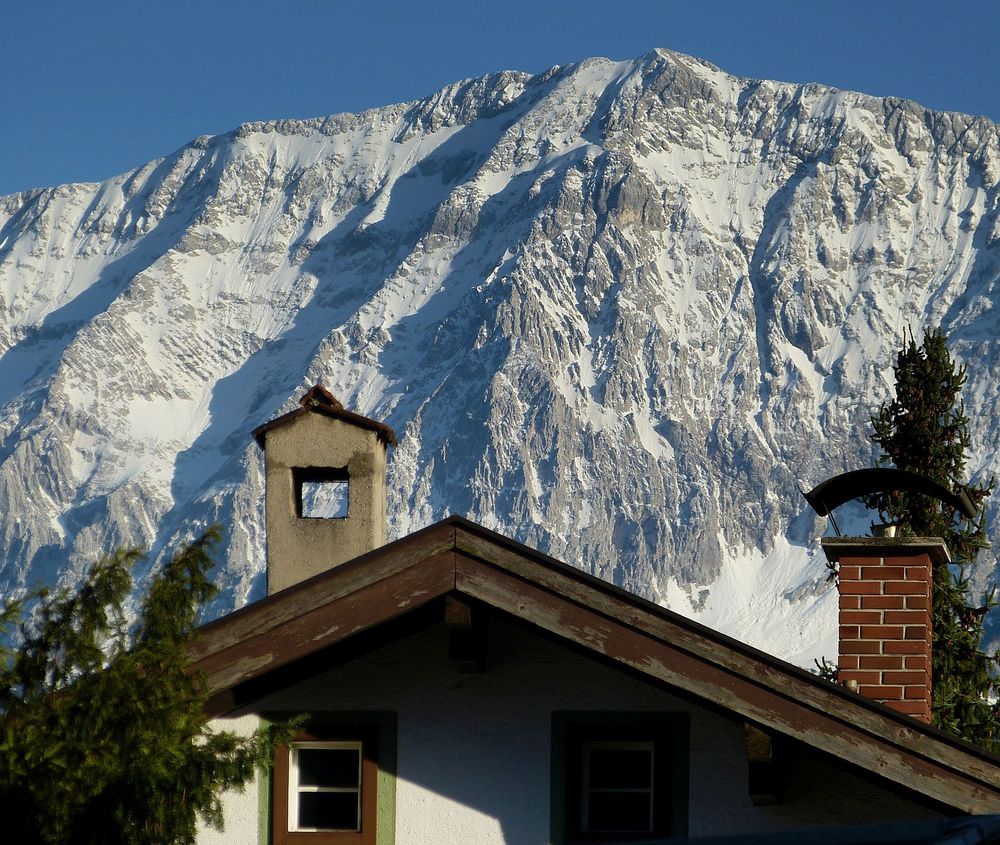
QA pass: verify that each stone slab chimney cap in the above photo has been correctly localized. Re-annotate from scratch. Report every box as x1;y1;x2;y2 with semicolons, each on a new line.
821;536;951;566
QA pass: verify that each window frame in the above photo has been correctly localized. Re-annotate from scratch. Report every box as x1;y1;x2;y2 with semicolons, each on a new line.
287;740;364;834
551;712;689;845
271;716;395;845
292;466;350;520
580;739;656;834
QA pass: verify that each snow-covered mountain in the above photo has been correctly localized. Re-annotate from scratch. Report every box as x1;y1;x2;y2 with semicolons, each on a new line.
3;49;999;666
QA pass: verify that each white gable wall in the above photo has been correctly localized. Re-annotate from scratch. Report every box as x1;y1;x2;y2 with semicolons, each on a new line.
203;614;945;843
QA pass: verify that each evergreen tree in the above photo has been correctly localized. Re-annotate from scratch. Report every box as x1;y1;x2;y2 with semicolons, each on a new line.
0;528;290;845
868;327;999;747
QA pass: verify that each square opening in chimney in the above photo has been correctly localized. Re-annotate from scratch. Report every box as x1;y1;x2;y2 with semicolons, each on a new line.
294;466;350;519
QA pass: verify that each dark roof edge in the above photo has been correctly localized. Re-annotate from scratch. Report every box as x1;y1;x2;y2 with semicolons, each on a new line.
251;405;398;448
445;515;831;684
193;518;455;637
443;516;1000;768
193;513;1000;772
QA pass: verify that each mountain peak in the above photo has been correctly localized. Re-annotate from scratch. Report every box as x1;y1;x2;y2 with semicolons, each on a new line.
1;50;998;668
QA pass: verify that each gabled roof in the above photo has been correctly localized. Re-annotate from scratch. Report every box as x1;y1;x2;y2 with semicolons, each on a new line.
189;516;1000;815
251;385;397;448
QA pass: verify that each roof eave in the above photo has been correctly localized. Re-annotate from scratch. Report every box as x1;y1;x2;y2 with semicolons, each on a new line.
189;515;1000;814
251;405;398;448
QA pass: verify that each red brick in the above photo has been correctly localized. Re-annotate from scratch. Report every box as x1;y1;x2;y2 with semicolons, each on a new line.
904;655;929;671
840;580;882;595
860;595;905;609
904;685;931;700
905;595;930;610
885;640;929;655
839;594;860;610
860;684;903;700
838;655;859;670
840;609;883;625
839;625;860;640
883;610;929;624
904;625;929;640
886;700;931;719
885;580;925;595
904;565;930;579
861;625;905;639
838;565;861;581
839;556;879;567
841;639;882;654
839;670;881;686
883;671;926;685
859;655;904;670
862;565;905;580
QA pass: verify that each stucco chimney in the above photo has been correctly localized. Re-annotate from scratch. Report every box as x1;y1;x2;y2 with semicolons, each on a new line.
252;385;397;594
821;537;947;723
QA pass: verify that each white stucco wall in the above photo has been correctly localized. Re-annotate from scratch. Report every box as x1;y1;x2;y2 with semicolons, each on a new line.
196;714;263;845
205;615;944;843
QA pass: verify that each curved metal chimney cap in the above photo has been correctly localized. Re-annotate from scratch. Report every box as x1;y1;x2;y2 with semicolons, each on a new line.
802;467;977;520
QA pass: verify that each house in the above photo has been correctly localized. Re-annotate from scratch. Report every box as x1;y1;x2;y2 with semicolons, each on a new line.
190;387;1000;844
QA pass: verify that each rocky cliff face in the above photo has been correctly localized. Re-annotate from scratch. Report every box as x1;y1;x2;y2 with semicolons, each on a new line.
2;49;999;664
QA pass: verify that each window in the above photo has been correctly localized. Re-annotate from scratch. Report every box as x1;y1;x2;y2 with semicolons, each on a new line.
581;740;655;834
301;480;349;519
551;712;688;844
293;467;350;519
289;742;363;833
270;715;396;845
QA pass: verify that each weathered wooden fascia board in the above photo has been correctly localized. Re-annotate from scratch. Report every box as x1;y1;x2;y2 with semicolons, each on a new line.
453;553;1000;813
194;550;458;696
454;526;1000;787
456;527;842;697
189;524;457;663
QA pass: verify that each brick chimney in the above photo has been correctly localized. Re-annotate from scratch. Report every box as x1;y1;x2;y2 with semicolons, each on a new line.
821;537;948;723
252;386;397;594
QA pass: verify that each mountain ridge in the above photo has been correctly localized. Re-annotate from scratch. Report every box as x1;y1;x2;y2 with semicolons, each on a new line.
2;48;999;666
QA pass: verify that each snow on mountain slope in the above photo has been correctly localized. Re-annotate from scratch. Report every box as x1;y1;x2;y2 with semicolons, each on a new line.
2;49;999;665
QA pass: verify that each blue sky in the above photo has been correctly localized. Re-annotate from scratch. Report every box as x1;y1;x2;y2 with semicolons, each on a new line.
4;0;999;196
